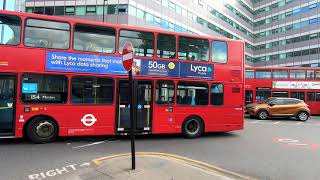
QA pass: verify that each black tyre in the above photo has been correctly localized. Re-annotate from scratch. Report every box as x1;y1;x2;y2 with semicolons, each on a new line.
27;117;58;144
257;110;268;120
182;117;204;138
296;111;309;121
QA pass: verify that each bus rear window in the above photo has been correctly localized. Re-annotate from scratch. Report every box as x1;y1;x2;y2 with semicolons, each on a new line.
0;14;21;45
24;19;70;49
21;74;68;104
74;24;116;53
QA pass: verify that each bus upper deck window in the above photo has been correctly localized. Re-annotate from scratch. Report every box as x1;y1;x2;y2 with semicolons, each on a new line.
74;24;116;54
24;19;70;49
178;36;209;61
157;34;176;59
0;14;21;46
119;30;154;57
212;41;227;63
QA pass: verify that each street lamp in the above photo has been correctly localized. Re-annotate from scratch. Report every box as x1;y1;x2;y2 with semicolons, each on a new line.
3;0;6;10
102;0;107;22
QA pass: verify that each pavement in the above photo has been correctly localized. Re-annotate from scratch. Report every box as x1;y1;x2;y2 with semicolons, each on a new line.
70;152;252;180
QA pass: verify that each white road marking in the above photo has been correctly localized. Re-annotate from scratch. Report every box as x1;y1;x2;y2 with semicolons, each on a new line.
79;162;90;167
28;163;90;180
72;141;105;149
273;121;281;124
288;143;308;146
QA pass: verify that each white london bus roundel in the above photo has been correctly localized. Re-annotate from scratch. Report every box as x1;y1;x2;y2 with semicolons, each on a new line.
81;114;97;127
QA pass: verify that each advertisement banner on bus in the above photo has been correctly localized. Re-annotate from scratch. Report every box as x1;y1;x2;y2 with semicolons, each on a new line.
134;59;179;77
46;51;127;75
272;81;320;89
180;62;213;79
46;51;214;79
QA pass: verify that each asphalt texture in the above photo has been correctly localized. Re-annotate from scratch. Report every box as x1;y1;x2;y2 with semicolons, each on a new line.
1;115;320;180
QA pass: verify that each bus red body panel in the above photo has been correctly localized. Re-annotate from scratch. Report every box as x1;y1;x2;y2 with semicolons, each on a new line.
0;10;244;140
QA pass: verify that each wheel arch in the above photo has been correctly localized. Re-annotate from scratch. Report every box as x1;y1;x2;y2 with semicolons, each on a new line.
23;114;59;138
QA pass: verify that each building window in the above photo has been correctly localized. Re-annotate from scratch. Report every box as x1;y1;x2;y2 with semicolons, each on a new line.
21;74;68;104
0;14;21;45
86;6;96;15
26;7;34;13
177;82;208;106
211;83;223;105
157;34;176;59
178;36;209;61
136;9;144;19
119;30;154;57
24;19;70;49
65;6;75;15
71;76;113;104
156;81;174;105
55;6;65;15
212;41;227;63
75;6;86;16
45;6;54;15
73;24;116;53
34;7;44;14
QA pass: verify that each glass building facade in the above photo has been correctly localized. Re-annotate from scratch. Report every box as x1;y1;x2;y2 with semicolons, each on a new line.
24;0;320;67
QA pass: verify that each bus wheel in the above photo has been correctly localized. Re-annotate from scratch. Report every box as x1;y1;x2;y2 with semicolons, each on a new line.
27;117;58;144
182;117;204;138
257;110;268;120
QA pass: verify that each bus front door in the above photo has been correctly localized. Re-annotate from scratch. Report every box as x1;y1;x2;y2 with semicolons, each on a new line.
116;80;152;133
0;75;16;135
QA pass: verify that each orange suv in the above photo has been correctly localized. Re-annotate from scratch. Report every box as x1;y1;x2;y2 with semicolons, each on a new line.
245;97;310;121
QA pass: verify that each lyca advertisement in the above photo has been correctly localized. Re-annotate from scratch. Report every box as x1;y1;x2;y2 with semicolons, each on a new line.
46;51;214;79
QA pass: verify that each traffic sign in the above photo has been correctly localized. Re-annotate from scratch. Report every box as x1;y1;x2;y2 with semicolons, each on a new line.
122;41;134;71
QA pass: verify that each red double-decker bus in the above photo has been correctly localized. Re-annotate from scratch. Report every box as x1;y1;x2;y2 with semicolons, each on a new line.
245;67;320;115
0;10;244;143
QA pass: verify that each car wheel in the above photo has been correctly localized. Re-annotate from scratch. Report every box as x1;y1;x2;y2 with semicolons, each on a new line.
27;117;58;144
257;110;268;120
182;117;204;138
296;111;309;121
